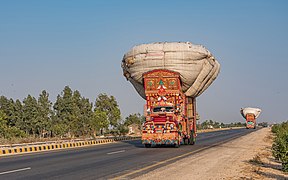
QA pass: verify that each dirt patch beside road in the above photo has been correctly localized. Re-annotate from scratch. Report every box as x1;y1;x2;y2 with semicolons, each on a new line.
135;128;288;180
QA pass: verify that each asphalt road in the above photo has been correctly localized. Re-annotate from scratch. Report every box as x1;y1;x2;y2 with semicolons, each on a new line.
0;128;257;180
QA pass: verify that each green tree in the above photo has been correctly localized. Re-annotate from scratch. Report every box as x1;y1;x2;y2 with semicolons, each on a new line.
37;90;53;137
200;120;224;129
114;123;129;136
51;123;68;138
53;86;94;137
13;99;24;131
220;122;225;128
0;110;26;139
201;120;212;129
124;113;143;127
70;90;82;137
209;120;214;125
236;122;244;127
90;109;108;136
94;93;121;128
53;86;74;137
213;121;220;128
0;110;8;138
0;96;15;127
22;95;39;136
70;90;93;137
77;96;93;136
110;113;144;137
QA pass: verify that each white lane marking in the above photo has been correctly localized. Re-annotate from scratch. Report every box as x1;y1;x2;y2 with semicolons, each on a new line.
107;150;126;155
0;167;31;175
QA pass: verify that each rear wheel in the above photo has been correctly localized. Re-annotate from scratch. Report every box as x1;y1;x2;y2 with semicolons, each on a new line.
189;130;196;145
189;136;196;145
184;138;189;145
174;137;181;148
174;142;180;148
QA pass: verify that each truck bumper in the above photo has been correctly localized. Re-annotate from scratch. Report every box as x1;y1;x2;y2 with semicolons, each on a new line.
142;133;179;145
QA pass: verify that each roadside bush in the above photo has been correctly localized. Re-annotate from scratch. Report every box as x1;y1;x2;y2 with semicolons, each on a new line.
272;121;288;172
271;123;281;133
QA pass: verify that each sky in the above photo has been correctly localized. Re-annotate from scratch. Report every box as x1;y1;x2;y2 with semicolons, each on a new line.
0;0;287;124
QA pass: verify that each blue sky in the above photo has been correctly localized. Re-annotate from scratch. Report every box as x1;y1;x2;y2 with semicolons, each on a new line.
0;0;287;124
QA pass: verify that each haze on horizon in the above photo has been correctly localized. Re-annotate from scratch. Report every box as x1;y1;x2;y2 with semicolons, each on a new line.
0;0;287;124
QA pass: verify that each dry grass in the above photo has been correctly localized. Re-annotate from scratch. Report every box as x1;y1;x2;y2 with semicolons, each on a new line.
249;155;264;165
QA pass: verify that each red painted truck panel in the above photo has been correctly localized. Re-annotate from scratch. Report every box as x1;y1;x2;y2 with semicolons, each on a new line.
142;69;197;147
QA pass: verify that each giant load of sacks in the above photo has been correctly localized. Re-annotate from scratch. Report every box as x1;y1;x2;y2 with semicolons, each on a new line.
121;42;220;99
240;107;262;119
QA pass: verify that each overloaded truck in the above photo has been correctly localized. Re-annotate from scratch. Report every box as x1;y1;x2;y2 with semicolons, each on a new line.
240;107;262;129
122;42;220;147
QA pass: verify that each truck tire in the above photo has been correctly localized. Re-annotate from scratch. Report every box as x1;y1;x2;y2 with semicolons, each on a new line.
144;144;152;148
174;138;180;148
189;130;196;145
189;136;196;145
184;138;189;145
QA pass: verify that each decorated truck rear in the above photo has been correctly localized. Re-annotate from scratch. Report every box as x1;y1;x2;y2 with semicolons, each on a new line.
141;69;197;147
122;42;220;147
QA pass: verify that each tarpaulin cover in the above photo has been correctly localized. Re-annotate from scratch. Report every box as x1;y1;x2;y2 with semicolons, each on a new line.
240;107;262;119
121;42;220;99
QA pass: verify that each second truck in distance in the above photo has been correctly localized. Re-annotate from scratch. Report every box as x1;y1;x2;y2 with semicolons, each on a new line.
240;107;262;129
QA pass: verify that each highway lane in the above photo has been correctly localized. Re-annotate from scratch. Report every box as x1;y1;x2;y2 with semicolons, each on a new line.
0;128;257;180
